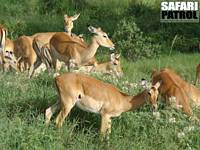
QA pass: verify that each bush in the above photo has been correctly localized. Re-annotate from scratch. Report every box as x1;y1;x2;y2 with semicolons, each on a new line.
113;18;161;61
173;35;199;53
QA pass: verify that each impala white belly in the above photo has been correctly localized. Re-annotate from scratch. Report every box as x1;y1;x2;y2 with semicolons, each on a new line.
76;96;103;114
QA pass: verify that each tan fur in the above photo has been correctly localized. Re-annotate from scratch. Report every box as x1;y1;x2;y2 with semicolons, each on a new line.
32;38;97;73
77;53;123;77
151;68;200;115
14;35;36;72
64;13;80;35
0;27;18;71
28;13;91;77
49;26;115;72
3;38;19;71
45;73;152;136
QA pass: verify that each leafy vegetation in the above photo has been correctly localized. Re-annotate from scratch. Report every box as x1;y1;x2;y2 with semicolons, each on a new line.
113;18;160;61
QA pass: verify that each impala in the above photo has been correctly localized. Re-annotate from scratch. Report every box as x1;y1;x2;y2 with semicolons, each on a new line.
76;53;123;77
32;36;97;73
64;13;80;35
14;35;36;72
0;27;18;71
13;13;82;77
45;72;160;136
30;13;98;77
49;26;115;72
151;68;200;115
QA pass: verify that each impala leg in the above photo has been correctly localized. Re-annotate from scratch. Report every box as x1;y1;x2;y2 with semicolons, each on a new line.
174;87;193;116
55;97;74;128
100;114;112;139
195;70;199;85
45;101;60;124
52;58;59;72
29;59;42;78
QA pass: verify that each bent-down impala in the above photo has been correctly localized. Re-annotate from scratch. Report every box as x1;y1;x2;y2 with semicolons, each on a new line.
75;53;123;77
151;68;200;115
45;73;159;136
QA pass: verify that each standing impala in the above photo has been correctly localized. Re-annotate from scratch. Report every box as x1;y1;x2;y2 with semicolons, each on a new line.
49;26;115;72
0;27;18;71
45;73;160;136
13;13;82;77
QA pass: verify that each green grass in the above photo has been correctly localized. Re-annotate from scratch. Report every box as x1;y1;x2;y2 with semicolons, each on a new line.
0;0;200;149
0;53;200;150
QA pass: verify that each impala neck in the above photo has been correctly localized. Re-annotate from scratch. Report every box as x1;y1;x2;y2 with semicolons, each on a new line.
82;37;99;62
129;90;148;111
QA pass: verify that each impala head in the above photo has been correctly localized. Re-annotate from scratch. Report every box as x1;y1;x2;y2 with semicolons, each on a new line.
4;50;14;59
64;13;80;33
88;26;115;50
3;50;20;71
110;53;123;77
148;82;161;111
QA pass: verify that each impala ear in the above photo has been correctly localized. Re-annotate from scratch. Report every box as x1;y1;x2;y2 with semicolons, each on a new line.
72;13;80;21
115;53;120;59
97;27;102;31
64;14;68;19
110;53;115;61
78;34;83;38
88;26;97;34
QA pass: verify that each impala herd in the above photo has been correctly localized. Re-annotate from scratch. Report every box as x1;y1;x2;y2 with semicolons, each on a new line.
0;13;200;137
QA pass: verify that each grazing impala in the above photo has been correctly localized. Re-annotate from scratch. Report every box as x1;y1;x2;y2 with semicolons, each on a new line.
49;26;115;72
45;73;159;136
151;68;200;115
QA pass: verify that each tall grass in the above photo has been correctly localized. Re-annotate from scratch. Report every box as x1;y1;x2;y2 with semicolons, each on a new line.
0;1;200;149
0;54;200;149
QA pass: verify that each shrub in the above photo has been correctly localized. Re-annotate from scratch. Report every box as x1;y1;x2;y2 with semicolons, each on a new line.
173;35;199;53
113;18;160;61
